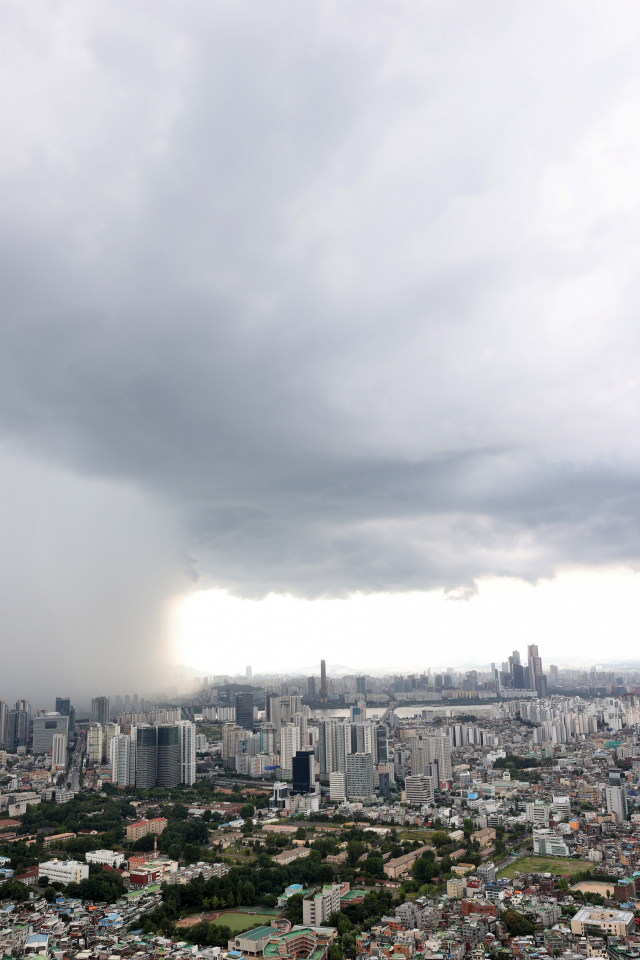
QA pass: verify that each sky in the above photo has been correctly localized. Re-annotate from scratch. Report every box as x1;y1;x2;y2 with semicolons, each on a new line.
3;2;640;700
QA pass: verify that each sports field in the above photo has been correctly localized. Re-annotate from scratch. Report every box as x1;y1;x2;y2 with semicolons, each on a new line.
497;856;591;879
176;912;278;934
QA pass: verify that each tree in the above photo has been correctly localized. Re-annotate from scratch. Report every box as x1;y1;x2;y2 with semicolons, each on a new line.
503;910;535;936
346;840;365;867
295;826;307;840
283;893;304;925
240;804;255;819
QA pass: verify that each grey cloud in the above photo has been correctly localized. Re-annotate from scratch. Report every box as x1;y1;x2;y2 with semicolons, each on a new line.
0;0;640;661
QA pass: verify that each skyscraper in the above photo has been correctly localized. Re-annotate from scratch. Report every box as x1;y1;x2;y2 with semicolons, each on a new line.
307;677;316;699
246;665;252;679
0;701;8;748
55;697;75;736
8;701;30;750
157;725;180;788
292;750;315;794
177;721;196;785
111;733;136;787
236;692;254;731
135;725;158;789
91;697;110;724
320;660;327;703
346;752;374;802
52;733;67;769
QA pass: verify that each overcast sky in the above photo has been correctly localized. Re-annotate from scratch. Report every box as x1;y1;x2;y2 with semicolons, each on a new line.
3;2;640;701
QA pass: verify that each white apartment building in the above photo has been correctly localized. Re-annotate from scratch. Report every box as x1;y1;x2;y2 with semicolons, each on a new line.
347;752;374;803
330;772;347;801
606;785;628;823
39;859;89;885
303;884;341;925
85;849;126;868
423;734;452;781
51;734;67;769
110;734;136;787
177;721;196;786
87;723;103;763
279;723;301;778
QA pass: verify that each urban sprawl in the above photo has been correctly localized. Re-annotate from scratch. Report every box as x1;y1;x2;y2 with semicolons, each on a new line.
2;647;640;960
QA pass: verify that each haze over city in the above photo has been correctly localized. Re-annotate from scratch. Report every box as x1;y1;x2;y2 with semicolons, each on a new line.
4;3;640;701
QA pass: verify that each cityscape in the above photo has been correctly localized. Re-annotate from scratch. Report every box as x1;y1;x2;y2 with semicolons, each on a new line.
5;5;640;960
3;647;640;960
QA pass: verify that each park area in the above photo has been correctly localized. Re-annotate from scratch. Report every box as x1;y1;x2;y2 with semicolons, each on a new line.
176;911;278;934
497;856;591;879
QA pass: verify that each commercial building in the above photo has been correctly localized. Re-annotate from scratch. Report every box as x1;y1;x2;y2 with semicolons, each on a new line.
85;849;126;868
571;908;634;937
606;785;628;823
532;829;570;857
447;878;465;898
292;750;315;794
526;801;550;825
32;714;69;754
236;692;254;731
135;725;158;789
404;775;434;805
157;724;180;788
177;721;196;786
39;859;89;885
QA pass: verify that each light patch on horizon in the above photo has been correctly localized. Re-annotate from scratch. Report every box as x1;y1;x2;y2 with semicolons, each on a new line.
171;564;640;676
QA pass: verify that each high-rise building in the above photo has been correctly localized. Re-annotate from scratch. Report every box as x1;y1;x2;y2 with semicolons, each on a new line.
111;734;136;787
87;723;103;762
101;722;120;762
320;660;328;703
7;700;30;750
236;692;254;731
424;734;452;782
246;665;252;680
329;772;347;801
32;713;69;754
157;724;180;788
405;775;434;805
318;718;350;776
0;701;8;748
52;733;67;769
356;676;366;695
346;752;374;802
307;677;316;699
606;784;628;823
91;697;110;725
222;723;243;769
135;725;158;789
376;724;388;763
292;750;315;794
280;723;301;777
55;697;75;736
177;721;196;785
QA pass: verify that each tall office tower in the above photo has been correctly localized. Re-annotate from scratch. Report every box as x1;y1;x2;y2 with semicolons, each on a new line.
292;750;315;794
56;698;75;736
280;722;301;777
111;733;136;787
87;723;103;762
260;722;277;755
606;784;628;823
549;664;559;681
236;692;254;731
350;705;364;723
32;713;69;753
351;720;375;760
424;733;452;781
91;697;110;724
177;721;196;785
157;725;180;788
52;733;67;769
307;677;316;699
347;752;375;802
289;695;302;716
135;725;158;789
356;676;366;695
527;644;544;693
8;702;30;750
222;723;243;769
376;723;388;763
320;660;328;703
0;701;8;748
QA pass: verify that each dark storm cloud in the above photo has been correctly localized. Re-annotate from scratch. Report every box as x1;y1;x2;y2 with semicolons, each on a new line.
1;0;640;689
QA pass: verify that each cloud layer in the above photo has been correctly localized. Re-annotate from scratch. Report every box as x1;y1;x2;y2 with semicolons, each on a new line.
2;0;640;694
